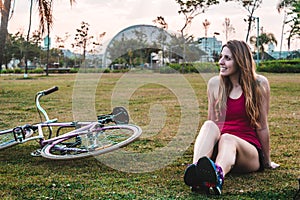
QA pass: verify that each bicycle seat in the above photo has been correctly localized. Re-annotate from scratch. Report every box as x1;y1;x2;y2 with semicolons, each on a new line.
112;107;129;124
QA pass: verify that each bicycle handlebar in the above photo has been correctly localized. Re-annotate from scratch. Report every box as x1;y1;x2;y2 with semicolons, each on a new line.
42;86;59;96
36;86;59;122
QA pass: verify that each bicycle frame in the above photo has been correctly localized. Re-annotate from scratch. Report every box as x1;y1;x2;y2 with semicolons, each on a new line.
14;86;101;148
3;87;93;146
0;86;135;156
17;121;92;145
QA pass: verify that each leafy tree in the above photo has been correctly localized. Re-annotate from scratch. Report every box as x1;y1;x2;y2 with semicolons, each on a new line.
5;32;26;62
0;0;12;69
153;16;168;30
223;18;235;42
0;0;75;72
225;0;262;42
132;29;149;66
167;33;204;62
106;36;149;67
4;31;77;69
153;17;169;65
175;0;219;38
250;32;277;60
55;32;70;49
173;0;219;72
72;21;103;67
4;32;43;68
31;30;43;46
277;0;300;51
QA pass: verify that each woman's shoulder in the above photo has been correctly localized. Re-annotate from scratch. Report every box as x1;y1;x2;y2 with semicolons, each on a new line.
208;75;220;86
256;74;270;87
256;74;268;82
207;76;219;98
256;74;270;95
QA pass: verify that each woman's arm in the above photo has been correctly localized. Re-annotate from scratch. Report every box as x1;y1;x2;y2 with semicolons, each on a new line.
207;76;219;121
256;75;279;169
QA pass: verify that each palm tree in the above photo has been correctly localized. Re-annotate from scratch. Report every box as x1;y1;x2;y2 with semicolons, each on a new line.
277;0;300;52
0;0;76;72
250;32;278;60
29;0;76;76
277;0;288;58
277;0;298;53
0;0;12;70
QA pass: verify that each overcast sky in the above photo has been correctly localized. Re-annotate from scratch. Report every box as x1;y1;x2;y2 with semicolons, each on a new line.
7;0;299;51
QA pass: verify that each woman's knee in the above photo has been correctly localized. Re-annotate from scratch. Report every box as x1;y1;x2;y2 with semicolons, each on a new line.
198;120;221;140
202;120;219;131
200;120;220;135
219;134;238;146
203;120;217;127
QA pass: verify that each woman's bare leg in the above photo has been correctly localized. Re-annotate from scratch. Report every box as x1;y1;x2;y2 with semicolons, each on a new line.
215;134;260;176
193;120;221;163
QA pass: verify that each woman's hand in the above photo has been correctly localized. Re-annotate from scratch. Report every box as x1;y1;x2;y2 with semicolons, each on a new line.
270;161;280;169
265;161;280;169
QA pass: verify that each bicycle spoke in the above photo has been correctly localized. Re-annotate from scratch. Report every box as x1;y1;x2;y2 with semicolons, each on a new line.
40;124;142;160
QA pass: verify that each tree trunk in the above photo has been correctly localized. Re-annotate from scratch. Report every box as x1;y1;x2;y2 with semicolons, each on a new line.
46;23;50;76
0;0;12;70
24;0;34;78
245;16;253;42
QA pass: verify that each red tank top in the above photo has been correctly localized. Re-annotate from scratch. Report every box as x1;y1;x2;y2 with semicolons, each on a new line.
217;93;262;149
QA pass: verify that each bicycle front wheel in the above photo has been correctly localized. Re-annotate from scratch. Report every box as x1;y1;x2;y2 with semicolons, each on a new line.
0;127;34;150
40;123;142;160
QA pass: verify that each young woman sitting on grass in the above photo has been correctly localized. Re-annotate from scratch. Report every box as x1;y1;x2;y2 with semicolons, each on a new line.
184;40;280;195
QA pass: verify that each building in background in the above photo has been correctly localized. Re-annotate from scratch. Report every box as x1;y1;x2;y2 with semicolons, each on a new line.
197;36;222;62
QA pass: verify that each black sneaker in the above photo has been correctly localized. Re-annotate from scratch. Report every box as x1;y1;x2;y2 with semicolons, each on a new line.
184;157;224;195
196;157;224;195
184;163;201;186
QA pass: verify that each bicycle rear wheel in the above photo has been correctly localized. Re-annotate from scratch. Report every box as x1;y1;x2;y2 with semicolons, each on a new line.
0;127;34;150
40;123;142;160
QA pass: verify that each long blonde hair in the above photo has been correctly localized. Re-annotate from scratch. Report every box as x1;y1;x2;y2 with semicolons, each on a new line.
216;40;262;128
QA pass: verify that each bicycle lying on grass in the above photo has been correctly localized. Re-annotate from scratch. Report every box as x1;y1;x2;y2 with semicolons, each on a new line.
0;86;142;160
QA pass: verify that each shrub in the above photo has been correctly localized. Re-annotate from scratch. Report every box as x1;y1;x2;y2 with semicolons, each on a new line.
166;62;219;73
103;68;110;73
14;68;23;73
193;62;219;73
0;68;20;74
159;66;179;74
112;69;130;73
258;59;300;73
30;68;44;74
69;68;79;73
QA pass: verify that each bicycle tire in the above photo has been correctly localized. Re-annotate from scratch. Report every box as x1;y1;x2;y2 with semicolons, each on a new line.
40;123;142;160
0;127;34;150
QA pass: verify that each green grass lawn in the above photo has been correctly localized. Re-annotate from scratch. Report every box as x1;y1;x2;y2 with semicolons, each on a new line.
0;72;299;199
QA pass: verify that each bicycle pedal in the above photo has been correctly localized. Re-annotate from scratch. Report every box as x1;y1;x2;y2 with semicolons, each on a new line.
31;149;42;157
